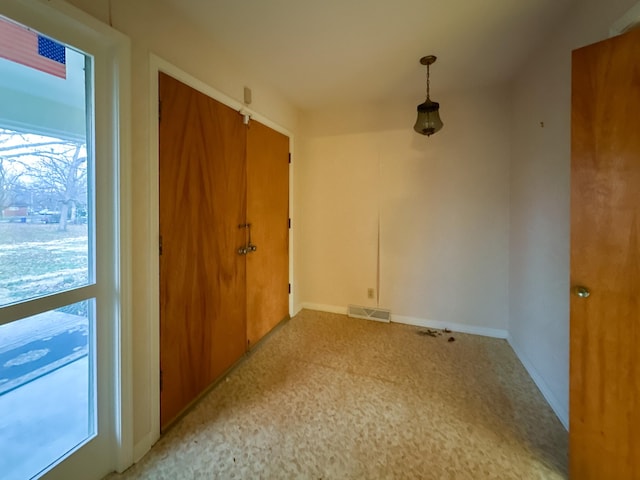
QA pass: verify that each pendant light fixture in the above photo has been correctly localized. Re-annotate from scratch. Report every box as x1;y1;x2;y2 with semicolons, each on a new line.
414;55;443;136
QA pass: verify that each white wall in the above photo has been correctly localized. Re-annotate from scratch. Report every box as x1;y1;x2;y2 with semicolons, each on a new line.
299;86;511;335
65;0;300;458
509;0;638;429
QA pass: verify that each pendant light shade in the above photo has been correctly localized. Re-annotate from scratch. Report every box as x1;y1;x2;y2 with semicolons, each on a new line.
414;55;443;137
414;99;443;136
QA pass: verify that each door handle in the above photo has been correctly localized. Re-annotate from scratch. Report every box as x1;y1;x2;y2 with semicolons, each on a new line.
238;222;257;254
238;223;249;255
573;286;590;298
246;223;256;253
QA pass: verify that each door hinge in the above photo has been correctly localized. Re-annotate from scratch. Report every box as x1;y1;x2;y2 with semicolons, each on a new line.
159;99;162;123
159;235;163;256
288;283;291;294
288;218;291;229
160;369;163;392
288;152;291;164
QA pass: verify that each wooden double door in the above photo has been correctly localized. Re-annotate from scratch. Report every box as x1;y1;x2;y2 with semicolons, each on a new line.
158;72;289;429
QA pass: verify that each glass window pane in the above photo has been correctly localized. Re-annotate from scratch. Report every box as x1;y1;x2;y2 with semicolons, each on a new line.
0;299;95;480
0;13;100;479
0;14;92;308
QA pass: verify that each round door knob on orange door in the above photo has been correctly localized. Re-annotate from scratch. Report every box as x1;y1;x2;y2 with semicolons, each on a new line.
573;286;591;298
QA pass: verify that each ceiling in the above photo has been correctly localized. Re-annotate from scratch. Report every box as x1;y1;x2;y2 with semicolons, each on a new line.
159;0;575;111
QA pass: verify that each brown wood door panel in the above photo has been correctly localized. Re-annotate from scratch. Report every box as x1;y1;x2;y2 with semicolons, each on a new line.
246;120;289;346
570;27;640;479
159;72;247;429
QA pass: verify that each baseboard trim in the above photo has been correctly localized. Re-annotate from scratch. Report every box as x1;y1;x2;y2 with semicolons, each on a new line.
292;303;304;317
300;303;348;315
132;431;156;465
392;314;509;339
507;335;569;430
300;304;508;339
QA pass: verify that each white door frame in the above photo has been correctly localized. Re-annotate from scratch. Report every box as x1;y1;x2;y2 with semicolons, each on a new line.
610;1;640;36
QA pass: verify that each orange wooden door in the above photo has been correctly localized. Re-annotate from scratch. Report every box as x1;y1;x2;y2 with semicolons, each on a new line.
246;120;290;347
570;27;640;478
159;72;247;429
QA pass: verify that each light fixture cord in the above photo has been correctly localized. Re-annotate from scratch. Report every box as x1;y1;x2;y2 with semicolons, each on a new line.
426;63;430;100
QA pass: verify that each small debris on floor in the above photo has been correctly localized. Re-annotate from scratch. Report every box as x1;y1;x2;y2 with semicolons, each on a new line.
418;329;441;337
417;328;456;343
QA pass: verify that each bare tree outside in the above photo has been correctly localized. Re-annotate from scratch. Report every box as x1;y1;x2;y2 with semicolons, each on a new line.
0;136;25;212
0;128;87;231
28;142;87;231
0;127;89;307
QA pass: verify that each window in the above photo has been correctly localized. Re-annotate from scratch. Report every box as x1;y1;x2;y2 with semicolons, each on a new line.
0;4;129;479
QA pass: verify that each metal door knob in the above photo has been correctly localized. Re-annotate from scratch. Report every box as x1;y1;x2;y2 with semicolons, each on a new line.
574;286;590;298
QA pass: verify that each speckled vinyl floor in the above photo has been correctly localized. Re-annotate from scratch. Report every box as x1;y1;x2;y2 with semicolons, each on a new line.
107;309;568;479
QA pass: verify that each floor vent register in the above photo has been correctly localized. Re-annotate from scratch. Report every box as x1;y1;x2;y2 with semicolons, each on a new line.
347;305;391;323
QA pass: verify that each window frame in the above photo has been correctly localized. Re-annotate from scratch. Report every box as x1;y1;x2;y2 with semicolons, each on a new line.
0;1;132;477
